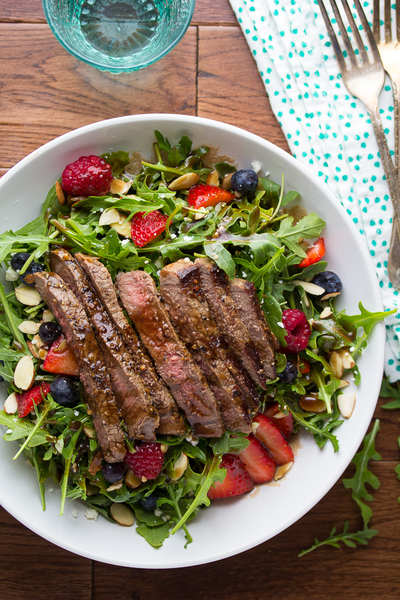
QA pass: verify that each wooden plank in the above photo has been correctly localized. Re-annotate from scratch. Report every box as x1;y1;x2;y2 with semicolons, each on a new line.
193;0;237;26
0;0;44;22
0;24;196;168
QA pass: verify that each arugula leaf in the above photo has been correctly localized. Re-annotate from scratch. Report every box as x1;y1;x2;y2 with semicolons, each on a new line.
101;151;130;176
154;130;171;153
214;162;237;177
209;431;249;455
136;521;172;548
281;190;301;208
0;231;50;263
276;213;325;256
204;242;236;279
337;302;397;337
298;521;378;557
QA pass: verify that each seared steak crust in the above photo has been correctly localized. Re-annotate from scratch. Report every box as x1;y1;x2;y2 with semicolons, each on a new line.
75;253;186;437
116;270;225;438
33;271;125;463
50;249;159;442
160;260;251;433
230;278;276;380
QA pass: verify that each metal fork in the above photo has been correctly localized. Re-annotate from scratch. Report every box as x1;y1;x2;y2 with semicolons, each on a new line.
317;0;400;289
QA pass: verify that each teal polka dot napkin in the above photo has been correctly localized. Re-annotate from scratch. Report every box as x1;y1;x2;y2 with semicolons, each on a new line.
229;0;400;381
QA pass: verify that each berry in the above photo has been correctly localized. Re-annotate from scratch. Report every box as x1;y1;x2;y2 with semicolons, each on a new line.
312;271;342;295
102;461;125;483
252;413;294;465
230;169;258;193
140;492;159;512
42;335;80;377
10;252;31;271
17;383;51;418
264;403;294;439
124;442;164;480
299;359;311;374
298;237;325;268
281;309;311;353
130;210;168;248
61;155;113;197
278;361;298;384
207;454;254;499
239;434;276;483
38;321;62;344
50;375;80;408
19;262;45;286
186;183;235;209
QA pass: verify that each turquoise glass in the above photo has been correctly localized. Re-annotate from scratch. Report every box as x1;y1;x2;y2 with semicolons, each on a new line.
42;0;195;73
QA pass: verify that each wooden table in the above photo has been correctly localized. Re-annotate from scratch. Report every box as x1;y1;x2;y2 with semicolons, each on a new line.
1;1;399;598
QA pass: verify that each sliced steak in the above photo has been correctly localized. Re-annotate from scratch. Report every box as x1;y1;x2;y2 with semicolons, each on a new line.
75;253;186;437
160;260;251;433
116;270;225;438
230;278;276;380
33;271;125;463
50;249;159;442
195;258;267;389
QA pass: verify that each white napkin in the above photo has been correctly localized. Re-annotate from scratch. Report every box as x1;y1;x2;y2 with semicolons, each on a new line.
228;0;400;381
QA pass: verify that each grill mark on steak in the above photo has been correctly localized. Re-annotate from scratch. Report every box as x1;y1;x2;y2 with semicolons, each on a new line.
74;253;186;437
160;260;251;433
50;249;159;442
195;258;267;389
116;270;225;438
33;271;125;463
230;278;276;380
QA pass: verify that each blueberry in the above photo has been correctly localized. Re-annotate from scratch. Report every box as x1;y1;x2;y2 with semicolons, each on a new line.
39;321;62;344
231;169;259;193
102;461;125;483
19;262;45;286
140;493;159;512
50;376;80;408
278;361;298;384
11;252;31;271
312;271;342;294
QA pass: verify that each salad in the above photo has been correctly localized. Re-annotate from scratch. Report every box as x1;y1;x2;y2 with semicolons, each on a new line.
0;131;392;549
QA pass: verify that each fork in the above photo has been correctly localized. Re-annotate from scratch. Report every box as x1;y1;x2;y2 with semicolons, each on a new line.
317;0;400;289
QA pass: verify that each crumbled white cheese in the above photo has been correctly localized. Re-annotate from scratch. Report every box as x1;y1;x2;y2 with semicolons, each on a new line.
84;508;99;521
242;272;247;278
154;509;163;517
277;322;285;328
5;428;12;434
121;239;129;245
144;260;149;264
183;235;192;242
251;160;262;173
183;257;191;263
71;509;78;519
49;488;54;493
74;410;79;417
55;438;64;453
5;267;19;282
162;514;171;522
170;233;177;239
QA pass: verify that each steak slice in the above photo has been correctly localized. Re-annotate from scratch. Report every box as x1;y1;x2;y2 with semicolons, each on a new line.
160;260;251;433
195;258;267;389
116;270;225;438
50;249;159;442
33;271;125;463
75;253;186;437
230;278;276;380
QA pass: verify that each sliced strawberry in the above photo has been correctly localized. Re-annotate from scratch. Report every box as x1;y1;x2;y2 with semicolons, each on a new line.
207;454;254;499
239;434;276;483
264;403;294;439
253;414;294;465
187;183;235;209
298;237;325;268
17;383;51;418
42;335;80;377
299;358;311;374
130;210;168;248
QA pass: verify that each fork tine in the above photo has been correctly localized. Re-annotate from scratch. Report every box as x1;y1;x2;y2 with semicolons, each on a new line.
385;0;392;43
340;0;370;63
397;0;400;42
326;0;358;67
352;0;383;64
317;0;348;72
373;0;380;41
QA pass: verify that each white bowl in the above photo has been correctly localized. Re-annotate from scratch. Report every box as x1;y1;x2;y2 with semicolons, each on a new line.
0;114;384;568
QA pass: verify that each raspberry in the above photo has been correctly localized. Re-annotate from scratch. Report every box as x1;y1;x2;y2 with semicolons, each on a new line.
281;309;311;353
124;442;164;480
61;155;113;196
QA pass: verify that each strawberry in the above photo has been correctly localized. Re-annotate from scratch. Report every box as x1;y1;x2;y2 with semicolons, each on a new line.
281;309;311;353
42;335;80;377
299;358;311;374
207;454;254;499
61;155;113;197
124;442;164;480
253;414;294;465
130;210;168;248
264;403;294;439
239;434;276;483
298;237;325;268
187;183;235;209
17;383;51;418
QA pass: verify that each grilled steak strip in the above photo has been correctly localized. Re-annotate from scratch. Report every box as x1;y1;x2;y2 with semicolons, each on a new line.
230;278;276;380
160;260;251;433
33;271;125;463
116;270;225;438
195;258;267;389
50;249;159;442
75;253;186;437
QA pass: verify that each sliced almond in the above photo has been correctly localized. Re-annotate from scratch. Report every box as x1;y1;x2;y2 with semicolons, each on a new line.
4;392;18;415
299;395;327;413
329;350;344;379
106;481;123;492
42;309;55;322
221;172;233;190
160;443;169;454
338;379;350;389
14;355;35;390
110;178;131;195
292;280;325;296
15;285;42;307
274;461;293;481
206;170;219;186
98;208;122;227
171;452;188;482
27;340;40;359
321;292;341;301
18;321;40;335
272;411;286;420
125;469;141;489
338;392;356;418
55;180;65;205
110;503;135;527
338;349;355;370
111;221;131;238
38;348;48;360
168;172;200;191
320;307;333;319
83;425;96;439
251;421;260;434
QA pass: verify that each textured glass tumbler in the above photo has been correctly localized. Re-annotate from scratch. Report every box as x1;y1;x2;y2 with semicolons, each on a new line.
42;0;195;73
